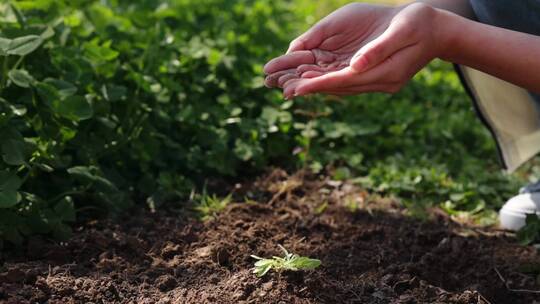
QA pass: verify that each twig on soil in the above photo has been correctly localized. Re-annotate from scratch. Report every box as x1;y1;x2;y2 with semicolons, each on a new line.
268;178;303;205
265;170;307;205
493;267;540;294
479;294;493;304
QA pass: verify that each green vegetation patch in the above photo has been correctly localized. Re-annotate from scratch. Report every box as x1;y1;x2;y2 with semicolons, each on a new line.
0;0;534;245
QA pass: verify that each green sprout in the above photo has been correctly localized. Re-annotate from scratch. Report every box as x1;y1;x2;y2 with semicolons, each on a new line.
194;192;232;221
251;245;321;277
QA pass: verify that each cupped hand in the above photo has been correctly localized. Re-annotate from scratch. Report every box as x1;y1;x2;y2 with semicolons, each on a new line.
264;3;444;98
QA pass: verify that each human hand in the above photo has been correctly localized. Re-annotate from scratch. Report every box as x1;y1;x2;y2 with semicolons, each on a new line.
264;3;445;98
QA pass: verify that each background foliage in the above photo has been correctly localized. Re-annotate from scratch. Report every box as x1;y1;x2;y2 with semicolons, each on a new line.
0;0;534;245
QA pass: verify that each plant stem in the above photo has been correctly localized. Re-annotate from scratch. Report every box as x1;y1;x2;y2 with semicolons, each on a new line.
0;56;8;93
47;186;90;204
12;55;24;70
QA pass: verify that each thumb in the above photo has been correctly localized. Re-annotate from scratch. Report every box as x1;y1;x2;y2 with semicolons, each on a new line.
286;22;325;54
350;25;411;73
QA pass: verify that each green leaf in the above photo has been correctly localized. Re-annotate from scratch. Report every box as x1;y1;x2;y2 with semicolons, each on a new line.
35;81;61;106
7;35;43;56
83;41;119;62
43;78;77;99
0;37;11;56
1;139;26;165
0;190;21;208
67;166;117;192
292;257;321;270
40;26;55;40
25;212;52;234
333;167;351;181
254;259;274;267
15;0;55;10
254;264;272;277
8;69;35;88
54;197;76;222
355;124;381;136
517;214;540;245
53;95;93;121
52;223;72;240
34;163;53;173
234;139;256;161
101;84;126;102
9;104;27;116
0;170;22;191
9;4;26;27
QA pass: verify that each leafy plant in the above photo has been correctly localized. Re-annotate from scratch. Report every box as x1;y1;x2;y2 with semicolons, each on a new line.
251;245;321;277
0;0;536;245
517;214;540;245
194;193;233;221
0;0;305;244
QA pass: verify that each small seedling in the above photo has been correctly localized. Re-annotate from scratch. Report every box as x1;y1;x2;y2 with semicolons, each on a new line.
344;195;359;213
314;201;328;215
194;192;232;221
251;245;321;277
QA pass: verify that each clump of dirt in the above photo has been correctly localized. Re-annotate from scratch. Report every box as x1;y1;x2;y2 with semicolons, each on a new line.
1;170;540;303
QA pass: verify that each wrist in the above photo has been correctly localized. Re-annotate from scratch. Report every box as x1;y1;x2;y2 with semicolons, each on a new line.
415;0;475;19
433;8;462;61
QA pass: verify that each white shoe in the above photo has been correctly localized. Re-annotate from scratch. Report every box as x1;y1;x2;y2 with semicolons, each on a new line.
499;184;540;231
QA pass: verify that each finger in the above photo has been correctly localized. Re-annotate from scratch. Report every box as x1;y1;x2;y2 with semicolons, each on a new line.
284;81;395;98
295;49;406;96
278;74;299;88
265;69;297;88
282;78;307;100
350;20;415;73
294;67;359;96
321;84;396;95
301;71;325;78
298;44;423;96
299;67;344;79
264;51;315;75
296;62;344;75
297;64;326;75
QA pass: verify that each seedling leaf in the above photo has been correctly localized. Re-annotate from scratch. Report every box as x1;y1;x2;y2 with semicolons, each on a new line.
194;193;232;221
292;257;322;270
251;245;321;277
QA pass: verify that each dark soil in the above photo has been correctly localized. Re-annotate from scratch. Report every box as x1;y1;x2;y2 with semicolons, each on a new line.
2;170;540;304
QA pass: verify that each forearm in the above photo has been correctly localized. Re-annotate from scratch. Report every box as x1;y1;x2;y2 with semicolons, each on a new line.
416;0;474;18
436;9;540;93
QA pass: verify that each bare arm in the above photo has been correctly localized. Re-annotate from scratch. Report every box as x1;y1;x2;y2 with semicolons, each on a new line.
436;8;540;93
418;0;474;18
264;1;540;97
421;0;540;92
